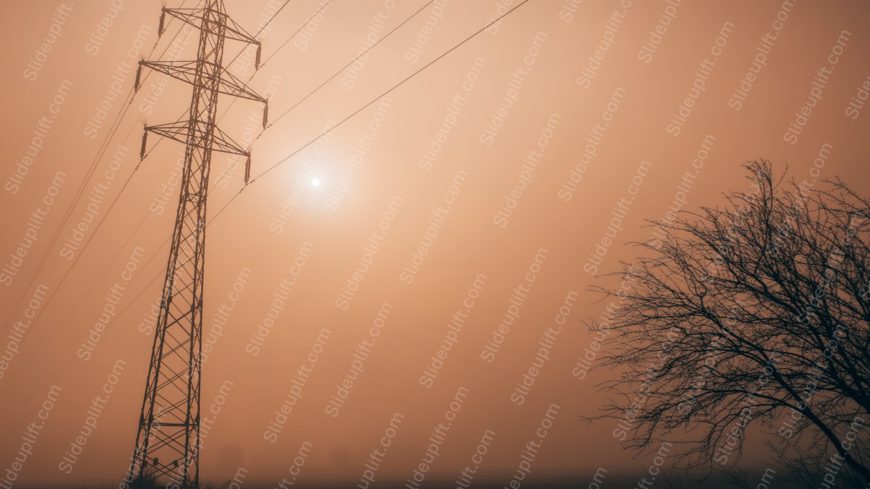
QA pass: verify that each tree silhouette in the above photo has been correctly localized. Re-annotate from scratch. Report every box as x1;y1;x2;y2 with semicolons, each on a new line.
590;162;869;485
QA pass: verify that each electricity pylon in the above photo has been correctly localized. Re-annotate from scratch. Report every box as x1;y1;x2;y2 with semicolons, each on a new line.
125;1;266;487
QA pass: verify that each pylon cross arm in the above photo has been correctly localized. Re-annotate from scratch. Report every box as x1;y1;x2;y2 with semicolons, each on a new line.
162;7;260;45
138;61;266;104
145;122;250;157
218;65;268;103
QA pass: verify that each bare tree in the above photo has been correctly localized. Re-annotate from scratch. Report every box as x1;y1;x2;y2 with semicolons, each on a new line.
590;161;869;485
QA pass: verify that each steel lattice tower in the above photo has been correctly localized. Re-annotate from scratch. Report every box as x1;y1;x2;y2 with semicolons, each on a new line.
126;1;266;487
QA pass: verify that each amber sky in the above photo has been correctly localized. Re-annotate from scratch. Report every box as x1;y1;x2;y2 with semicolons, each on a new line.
1;0;869;487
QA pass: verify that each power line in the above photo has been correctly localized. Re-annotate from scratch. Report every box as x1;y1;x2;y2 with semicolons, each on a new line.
1;18;186;326
253;0;531;182
79;209;150;300
260;0;334;68
31;155;147;322
3;13;200;338
267;0;436;129
224;0;293;67
216;0;435;181
253;0;294;38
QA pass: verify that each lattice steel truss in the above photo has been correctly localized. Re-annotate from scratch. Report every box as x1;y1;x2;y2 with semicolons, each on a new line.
125;1;265;487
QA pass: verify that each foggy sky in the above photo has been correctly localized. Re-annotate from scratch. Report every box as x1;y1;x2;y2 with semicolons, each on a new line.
1;0;869;487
